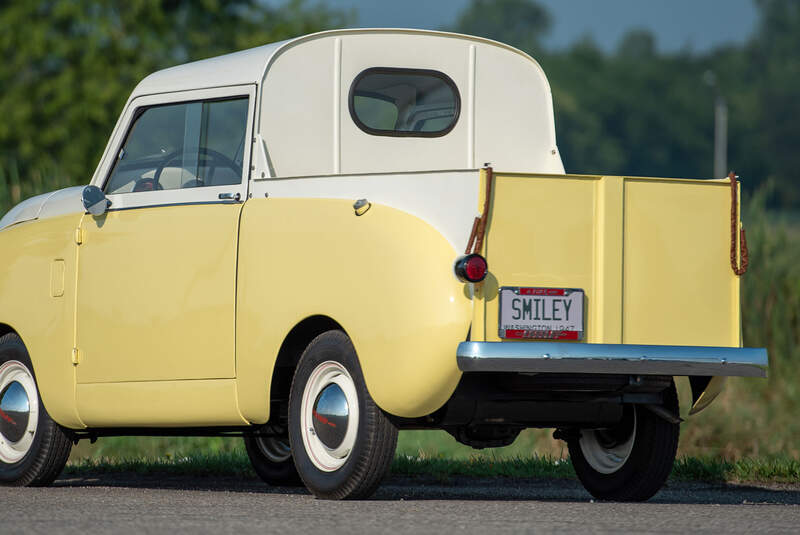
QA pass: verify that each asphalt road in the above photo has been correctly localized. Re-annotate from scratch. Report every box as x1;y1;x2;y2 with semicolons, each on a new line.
2;473;800;534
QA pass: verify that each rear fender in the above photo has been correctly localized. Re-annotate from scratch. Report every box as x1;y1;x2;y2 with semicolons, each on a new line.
235;198;473;421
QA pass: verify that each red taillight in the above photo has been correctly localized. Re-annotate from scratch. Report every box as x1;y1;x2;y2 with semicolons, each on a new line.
455;254;488;283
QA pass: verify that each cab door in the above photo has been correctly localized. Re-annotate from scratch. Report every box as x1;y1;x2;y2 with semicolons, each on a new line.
74;86;255;385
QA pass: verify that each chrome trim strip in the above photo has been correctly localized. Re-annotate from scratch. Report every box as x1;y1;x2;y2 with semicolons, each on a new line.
106;200;240;212
456;342;768;378
252;168;480;182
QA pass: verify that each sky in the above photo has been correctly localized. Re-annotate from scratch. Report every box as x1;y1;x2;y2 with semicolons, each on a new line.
267;0;758;54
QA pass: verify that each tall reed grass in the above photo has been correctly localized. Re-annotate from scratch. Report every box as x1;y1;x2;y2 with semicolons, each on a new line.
0;160;75;216
680;182;800;458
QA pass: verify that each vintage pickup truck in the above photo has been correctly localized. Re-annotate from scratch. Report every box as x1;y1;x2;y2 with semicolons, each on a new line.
0;29;767;501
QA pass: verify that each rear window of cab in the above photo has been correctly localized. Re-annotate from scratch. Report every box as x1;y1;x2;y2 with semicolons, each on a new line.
348;67;460;137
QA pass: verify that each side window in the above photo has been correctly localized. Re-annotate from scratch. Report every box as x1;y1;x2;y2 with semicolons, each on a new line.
349;68;460;137
105;97;249;194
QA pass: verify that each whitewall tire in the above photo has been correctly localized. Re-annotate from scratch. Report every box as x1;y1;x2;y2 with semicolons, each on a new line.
567;382;680;501
288;331;397;500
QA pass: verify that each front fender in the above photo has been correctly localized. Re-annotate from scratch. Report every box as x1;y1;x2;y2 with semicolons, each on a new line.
0;214;85;429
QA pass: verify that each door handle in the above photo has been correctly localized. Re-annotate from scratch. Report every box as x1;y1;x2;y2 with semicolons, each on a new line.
218;192;241;202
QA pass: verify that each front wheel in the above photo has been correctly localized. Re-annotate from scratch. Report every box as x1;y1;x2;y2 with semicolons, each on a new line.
567;382;680;501
288;331;397;500
0;333;72;486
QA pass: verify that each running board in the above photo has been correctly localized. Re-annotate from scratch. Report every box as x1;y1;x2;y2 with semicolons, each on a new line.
456;342;768;378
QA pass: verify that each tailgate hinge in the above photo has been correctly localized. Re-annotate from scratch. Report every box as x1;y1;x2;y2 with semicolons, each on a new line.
71;347;80;365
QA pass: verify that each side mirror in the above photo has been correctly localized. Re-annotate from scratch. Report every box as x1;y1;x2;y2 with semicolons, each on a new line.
82;185;111;216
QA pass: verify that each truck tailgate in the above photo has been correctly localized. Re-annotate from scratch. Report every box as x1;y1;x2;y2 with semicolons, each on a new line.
473;171;741;348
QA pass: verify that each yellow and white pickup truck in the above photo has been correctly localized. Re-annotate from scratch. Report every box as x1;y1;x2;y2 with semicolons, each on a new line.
0;29;766;501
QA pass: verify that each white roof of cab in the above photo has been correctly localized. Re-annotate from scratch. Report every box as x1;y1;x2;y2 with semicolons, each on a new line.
128;28;565;177
131;28;550;97
133;41;287;96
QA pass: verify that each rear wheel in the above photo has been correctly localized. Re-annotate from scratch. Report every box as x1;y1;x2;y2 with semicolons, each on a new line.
0;333;72;487
243;428;302;486
567;382;679;501
288;331;397;500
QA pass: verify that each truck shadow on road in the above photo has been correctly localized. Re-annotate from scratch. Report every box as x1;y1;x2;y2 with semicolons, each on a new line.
55;472;800;505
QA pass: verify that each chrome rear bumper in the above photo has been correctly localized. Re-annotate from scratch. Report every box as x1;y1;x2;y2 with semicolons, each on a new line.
456;342;768;378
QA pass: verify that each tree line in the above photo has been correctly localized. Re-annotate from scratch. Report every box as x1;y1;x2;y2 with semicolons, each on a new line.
1;0;797;209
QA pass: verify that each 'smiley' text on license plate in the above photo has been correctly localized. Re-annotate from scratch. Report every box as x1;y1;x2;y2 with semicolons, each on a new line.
498;287;585;340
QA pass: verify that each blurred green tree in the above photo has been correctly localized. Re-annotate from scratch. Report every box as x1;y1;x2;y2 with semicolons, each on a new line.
452;0;551;55
0;0;348;188
750;0;800;206
2;0;798;207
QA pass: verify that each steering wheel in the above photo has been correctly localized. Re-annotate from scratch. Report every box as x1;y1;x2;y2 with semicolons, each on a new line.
152;147;240;189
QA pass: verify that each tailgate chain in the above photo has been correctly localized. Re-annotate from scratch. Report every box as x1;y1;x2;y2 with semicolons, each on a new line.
729;171;749;276
465;166;494;255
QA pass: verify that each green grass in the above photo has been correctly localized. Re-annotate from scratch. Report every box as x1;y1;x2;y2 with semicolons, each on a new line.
672;456;800;484
63;449;800;485
65;430;800;484
69;436;243;460
65;450;254;478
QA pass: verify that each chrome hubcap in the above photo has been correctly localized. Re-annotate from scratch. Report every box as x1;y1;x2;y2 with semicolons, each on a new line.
0;361;39;464
312;383;349;449
0;382;29;443
300;361;359;472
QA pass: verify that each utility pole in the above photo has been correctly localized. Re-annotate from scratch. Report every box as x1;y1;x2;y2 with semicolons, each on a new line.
704;71;728;178
713;94;728;179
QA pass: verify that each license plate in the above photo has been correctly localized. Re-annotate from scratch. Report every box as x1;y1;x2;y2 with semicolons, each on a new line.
498;287;585;340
